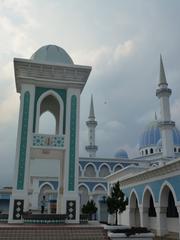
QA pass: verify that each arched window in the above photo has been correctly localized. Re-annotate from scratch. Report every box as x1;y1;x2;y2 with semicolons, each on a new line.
39;111;56;135
174;147;177;153
166;191;178;218
114;165;122;172
150;148;153;154
36;93;63;135
145;149;148;155
79;185;89;208
84;164;96;177
94;185;105;192
99;165;110;177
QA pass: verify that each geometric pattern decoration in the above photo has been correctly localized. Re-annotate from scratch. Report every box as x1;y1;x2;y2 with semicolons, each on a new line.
33;134;65;148
13;199;24;220
33;87;67;134
68;95;77;191
17;91;30;190
66;200;76;220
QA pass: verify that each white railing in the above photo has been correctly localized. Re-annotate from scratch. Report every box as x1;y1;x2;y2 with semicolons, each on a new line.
32;134;65;149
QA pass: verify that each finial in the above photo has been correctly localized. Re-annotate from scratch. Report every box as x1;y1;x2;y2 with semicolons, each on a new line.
155;112;157;121
159;54;167;86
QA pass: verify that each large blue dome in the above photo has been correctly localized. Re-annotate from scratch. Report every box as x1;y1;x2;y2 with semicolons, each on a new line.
114;149;128;159
139;120;180;149
31;45;74;64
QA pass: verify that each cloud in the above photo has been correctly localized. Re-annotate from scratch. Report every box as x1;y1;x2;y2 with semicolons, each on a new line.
171;99;180;128
0;91;19;124
113;40;135;60
0;0;180;187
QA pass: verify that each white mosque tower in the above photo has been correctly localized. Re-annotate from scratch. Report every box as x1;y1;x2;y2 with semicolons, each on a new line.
156;55;175;159
85;95;98;157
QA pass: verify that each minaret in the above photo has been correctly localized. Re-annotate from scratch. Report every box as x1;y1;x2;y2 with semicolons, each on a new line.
156;55;175;159
85;95;98;157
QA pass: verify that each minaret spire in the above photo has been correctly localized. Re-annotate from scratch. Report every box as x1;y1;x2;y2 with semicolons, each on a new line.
85;95;98;158
89;95;95;119
156;55;175;159
159;54;167;86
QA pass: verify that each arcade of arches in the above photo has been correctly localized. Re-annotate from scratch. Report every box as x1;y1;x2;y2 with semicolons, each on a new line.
128;185;180;235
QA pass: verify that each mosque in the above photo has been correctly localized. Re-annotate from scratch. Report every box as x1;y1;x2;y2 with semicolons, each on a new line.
0;45;180;238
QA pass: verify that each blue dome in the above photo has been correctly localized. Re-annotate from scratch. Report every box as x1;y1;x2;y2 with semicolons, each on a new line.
139;120;180;149
31;45;74;64
114;149;128;159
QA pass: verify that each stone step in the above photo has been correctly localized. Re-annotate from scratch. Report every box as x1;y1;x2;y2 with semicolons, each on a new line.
0;225;109;240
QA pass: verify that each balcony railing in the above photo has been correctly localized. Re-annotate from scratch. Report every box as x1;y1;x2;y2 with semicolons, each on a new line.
32;134;65;149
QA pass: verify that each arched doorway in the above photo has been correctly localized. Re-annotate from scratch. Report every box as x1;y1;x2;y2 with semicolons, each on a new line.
93;185;107;222
142;188;156;229
79;185;89;210
159;184;179;235
38;184;54;213
129;191;140;227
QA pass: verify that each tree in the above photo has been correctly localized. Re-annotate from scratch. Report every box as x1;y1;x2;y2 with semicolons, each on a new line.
106;181;128;225
81;200;97;220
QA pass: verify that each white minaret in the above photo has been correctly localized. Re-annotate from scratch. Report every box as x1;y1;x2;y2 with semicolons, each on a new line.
85;95;98;157
156;55;175;159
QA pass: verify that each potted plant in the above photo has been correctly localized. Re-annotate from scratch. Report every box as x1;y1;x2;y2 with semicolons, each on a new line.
81;200;97;220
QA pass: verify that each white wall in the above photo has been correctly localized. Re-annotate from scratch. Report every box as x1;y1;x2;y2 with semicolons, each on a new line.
167;218;179;233
118;208;129;226
30;159;59;177
149;217;157;230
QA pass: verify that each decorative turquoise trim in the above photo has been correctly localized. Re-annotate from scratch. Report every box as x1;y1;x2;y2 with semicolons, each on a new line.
33;87;66;134
68;95;77;191
17;91;30;190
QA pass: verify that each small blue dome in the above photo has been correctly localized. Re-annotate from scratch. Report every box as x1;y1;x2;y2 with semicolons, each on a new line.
31;45;74;64
114;149;128;159
139;120;180;149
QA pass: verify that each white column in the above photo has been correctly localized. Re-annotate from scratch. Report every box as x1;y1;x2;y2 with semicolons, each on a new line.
31;178;39;210
155;206;168;236
8;84;35;223
139;205;149;228
177;206;180;239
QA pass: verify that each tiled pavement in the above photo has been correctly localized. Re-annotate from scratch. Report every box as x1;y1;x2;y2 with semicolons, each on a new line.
0;224;109;240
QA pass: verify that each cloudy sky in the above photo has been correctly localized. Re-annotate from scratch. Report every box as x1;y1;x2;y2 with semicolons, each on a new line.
0;0;180;187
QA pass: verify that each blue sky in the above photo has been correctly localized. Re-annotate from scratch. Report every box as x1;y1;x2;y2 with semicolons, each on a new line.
0;0;180;186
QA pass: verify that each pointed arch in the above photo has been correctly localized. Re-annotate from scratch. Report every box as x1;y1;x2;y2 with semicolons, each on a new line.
39;181;55;191
98;163;111;177
142;185;156;206
92;183;107;192
78;183;90;193
129;189;140;227
84;163;97;177
129;189;140;207
38;182;54;209
159;181;177;206
79;183;90;208
112;163;123;172
35;90;64;135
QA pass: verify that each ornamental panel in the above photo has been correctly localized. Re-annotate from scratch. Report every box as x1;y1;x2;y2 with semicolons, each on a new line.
33;134;65;148
68;95;77;191
17;91;30;190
